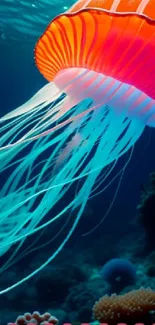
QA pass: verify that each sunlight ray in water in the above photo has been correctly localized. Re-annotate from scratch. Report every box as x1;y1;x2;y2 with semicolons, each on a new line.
0;0;74;42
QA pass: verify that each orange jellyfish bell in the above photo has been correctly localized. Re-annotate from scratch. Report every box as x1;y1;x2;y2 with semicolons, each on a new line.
68;0;155;18
35;0;155;126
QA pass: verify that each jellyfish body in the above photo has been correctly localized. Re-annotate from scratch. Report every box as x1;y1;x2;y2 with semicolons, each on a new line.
0;0;155;293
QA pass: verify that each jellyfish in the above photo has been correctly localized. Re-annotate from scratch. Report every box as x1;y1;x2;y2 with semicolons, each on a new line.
0;0;155;294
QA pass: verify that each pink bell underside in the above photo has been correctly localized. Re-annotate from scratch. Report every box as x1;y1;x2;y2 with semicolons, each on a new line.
54;67;155;126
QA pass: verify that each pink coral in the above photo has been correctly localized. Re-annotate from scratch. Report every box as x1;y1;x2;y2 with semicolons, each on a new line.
7;311;58;325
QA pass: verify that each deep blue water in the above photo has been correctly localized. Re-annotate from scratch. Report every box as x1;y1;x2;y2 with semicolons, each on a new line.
1;2;155;323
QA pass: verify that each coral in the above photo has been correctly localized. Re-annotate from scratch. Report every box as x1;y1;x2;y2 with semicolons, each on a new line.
93;288;155;325
100;258;136;293
7;311;58;325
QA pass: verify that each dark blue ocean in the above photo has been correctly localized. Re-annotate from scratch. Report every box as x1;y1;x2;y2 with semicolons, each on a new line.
1;1;155;324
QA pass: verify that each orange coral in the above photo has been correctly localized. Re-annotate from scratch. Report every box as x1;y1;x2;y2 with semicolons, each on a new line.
93;288;155;324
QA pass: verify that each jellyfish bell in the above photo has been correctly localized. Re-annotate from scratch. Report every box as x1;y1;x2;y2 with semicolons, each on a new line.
0;0;155;294
68;0;155;18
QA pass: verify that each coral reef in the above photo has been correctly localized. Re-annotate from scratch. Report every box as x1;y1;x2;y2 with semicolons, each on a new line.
93;288;155;325
7;311;58;325
2;184;155;325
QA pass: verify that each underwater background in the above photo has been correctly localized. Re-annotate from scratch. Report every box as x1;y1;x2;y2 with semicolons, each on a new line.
1;0;155;324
